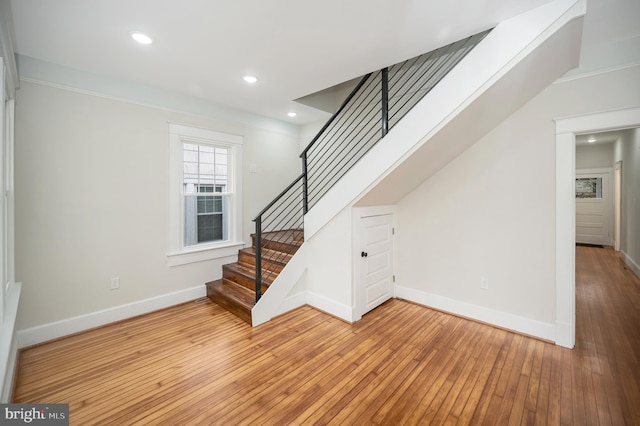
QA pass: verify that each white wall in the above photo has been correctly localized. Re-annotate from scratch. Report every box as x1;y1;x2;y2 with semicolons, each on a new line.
304;207;353;316
14;80;301;335
396;64;640;329
615;128;640;274
298;120;325;153
576;142;613;169
295;0;587;336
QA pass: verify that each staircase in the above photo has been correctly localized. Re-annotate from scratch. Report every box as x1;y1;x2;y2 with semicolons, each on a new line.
205;30;491;324
206;230;303;323
206;0;586;327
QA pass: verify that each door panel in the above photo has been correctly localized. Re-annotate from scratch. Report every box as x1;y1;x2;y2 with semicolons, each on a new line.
576;172;610;246
360;214;394;315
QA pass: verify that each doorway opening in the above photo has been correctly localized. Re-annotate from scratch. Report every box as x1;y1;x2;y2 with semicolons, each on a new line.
555;106;640;349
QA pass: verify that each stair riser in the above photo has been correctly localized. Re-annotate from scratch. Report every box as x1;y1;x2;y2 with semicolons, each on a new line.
251;229;303;242
238;251;285;274
222;267;254;290
212;230;304;324
252;238;300;255
222;266;269;292
206;281;252;324
223;277;268;296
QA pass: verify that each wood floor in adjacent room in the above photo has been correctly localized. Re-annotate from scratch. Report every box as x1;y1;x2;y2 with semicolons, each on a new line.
13;246;640;425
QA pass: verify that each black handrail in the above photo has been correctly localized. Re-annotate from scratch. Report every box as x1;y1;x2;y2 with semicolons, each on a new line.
304;71;382;210
300;72;373;159
250;29;491;304
254;173;305;220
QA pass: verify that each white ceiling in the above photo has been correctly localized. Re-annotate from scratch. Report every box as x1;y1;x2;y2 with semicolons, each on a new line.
7;0;640;125
8;0;557;124
575;129;632;146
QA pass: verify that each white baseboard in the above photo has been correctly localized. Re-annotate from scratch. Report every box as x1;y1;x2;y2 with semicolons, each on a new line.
622;250;640;278
395;285;556;342
307;291;355;323
17;285;206;348
555;320;575;349
1;282;22;403
256;291;355;325
251;290;307;327
270;293;307;320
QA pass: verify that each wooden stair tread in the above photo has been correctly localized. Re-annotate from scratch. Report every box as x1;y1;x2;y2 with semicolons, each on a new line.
240;247;293;264
256;229;304;243
223;263;278;283
208;228;304;324
206;279;253;324
250;230;304;255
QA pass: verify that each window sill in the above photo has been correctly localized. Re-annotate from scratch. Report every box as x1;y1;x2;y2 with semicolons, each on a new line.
167;241;245;267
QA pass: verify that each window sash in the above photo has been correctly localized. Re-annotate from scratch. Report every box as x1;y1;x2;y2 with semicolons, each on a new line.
183;193;230;246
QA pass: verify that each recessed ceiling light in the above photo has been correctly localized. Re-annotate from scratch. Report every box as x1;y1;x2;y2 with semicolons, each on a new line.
243;75;258;84
130;32;153;45
587;137;596;143
287;112;297;118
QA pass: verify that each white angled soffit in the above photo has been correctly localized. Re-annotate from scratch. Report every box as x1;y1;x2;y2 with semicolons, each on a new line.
304;0;586;238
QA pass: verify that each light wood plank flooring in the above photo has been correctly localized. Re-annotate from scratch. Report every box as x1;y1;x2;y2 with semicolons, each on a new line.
13;246;640;425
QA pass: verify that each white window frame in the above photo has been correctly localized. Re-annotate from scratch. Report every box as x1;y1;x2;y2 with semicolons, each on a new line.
0;59;5;321
168;123;243;266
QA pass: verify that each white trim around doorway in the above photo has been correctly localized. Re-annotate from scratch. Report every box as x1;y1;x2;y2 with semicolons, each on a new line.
554;105;640;349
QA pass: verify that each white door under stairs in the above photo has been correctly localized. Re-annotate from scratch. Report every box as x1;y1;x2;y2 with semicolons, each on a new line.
358;214;394;316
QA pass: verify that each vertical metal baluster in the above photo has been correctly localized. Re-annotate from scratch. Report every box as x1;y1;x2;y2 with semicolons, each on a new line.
250;31;489;309
302;153;309;215
255;216;262;302
381;67;389;138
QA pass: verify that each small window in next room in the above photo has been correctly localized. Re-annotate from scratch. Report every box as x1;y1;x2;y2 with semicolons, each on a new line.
576;177;602;199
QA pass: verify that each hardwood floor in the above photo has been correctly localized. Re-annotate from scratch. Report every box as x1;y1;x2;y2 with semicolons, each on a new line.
13;246;640;425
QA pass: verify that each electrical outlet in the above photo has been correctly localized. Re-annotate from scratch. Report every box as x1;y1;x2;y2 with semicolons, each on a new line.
110;277;120;290
480;277;489;289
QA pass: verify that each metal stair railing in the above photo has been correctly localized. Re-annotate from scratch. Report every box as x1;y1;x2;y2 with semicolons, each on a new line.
252;174;305;302
252;29;491;302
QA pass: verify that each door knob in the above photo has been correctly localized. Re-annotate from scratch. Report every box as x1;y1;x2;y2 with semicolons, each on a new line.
361;251;368;257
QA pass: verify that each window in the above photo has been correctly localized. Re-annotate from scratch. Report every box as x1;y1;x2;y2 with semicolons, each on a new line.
576;177;602;199
183;143;229;245
169;124;243;265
